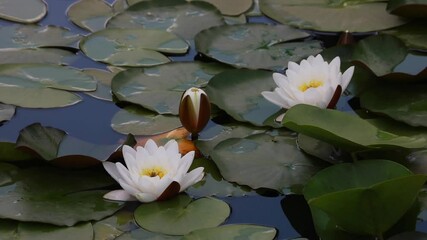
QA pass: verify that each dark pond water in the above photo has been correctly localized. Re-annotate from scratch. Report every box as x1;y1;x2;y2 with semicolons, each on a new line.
0;0;427;239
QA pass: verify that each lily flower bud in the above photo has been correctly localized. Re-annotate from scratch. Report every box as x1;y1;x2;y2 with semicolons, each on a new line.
179;87;211;135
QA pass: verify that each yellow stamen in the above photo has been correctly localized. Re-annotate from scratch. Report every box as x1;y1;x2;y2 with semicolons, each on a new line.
299;80;324;92
141;167;166;178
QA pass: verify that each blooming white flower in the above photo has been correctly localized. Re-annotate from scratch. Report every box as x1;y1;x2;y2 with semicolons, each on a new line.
262;54;354;109
103;139;204;203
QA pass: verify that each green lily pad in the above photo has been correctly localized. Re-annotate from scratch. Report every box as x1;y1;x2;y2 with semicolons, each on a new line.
0;142;34;162
360;83;427;127
186;158;255;197
196;121;268;156
387;0;427;18
0;48;75;65
192;0;253;16
83;68;119;101
0;0;46;23
389;231;427;240
260;0;407;32
304;160;427;236
0;104;15;123
205;69;281;127
0;25;81;49
0;166;123;226
282;104;427;151
182;224;277;240
0;64;96;91
16;123;126;168
80;28;188;67
111;105;182;135
383;21;427;51
0;220;93;240
107;0;224;39
297;134;347;164
321;35;408;77
211;133;324;192
92;210;134;240
67;0;115;32
0;64;95;108
116;228;181;240
195;23;322;71
224;14;247;25
134;195;230;235
112;62;230;114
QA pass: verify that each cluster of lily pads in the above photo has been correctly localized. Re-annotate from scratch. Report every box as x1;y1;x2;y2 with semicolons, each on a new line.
0;0;427;239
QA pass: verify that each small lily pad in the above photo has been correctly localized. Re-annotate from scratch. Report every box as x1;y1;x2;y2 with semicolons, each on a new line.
111;105;182;135
116;228;181;240
0;48;75;65
282;104;427;151
80;28;188;67
67;0;115;32
0;220;93;240
195;23;321;71
0;104;15;123
107;0;224;39
0;25;81;49
387;0;427;18
112;62;230;114
0;166;123;226
182;224;277;240
0;0;46;23
134;195;230;235
205;69;281;127
260;0;407;32
211;133;324;192
92;210;134;240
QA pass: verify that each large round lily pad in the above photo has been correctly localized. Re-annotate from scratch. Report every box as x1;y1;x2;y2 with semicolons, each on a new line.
80;28;188;67
211;133;324;192
260;0;407;32
0;166;123;226
83;68;120;101
304;160;427;236
0;25;81;49
134;195;230;235
107;0;224;39
282;104;427;151
360;83;427;127
191;0;253;16
205;69;281;127
0;0;46;23
112;62;230;114
182;224;277;240
116;228;181;240
195;23;321;71
111;105;182;135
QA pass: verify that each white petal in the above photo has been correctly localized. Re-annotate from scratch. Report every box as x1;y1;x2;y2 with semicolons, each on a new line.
116;163;133;185
341;66;354;91
303;88;328;108
135;192;159;203
180;167;205;191
118;179;140;196
261;91;292;109
272;73;289;89
123;149;137;171
144;139;159;155
103;190;137;201
103;162;121;183
287;61;300;72
122;145;136;160
164;139;179;156
276;88;298;108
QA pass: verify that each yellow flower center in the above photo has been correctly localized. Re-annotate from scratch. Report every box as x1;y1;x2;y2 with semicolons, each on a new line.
141;167;166;178
298;80;324;92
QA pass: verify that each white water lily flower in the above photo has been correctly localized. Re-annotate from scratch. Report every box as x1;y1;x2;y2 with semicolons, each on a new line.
262;54;354;109
103;139;204;203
